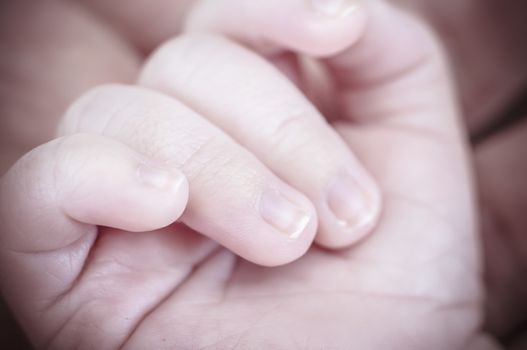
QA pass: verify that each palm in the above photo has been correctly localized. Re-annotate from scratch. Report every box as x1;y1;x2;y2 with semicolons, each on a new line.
46;121;480;350
0;2;483;349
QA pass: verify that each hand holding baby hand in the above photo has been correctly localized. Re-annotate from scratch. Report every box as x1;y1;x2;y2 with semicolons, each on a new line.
0;1;487;348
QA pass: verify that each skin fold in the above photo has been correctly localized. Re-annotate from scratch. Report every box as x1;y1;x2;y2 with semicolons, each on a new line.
0;0;525;349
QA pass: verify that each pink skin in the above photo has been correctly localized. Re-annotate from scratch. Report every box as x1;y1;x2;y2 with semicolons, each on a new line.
0;0;525;348
0;1;485;349
76;0;527;136
394;0;527;134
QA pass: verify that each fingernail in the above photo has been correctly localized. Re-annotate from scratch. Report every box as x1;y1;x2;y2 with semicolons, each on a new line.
309;0;360;17
137;164;186;194
260;190;312;239
327;171;378;232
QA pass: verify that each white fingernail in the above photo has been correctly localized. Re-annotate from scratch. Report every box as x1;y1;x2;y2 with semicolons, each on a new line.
309;0;360;17
137;164;185;195
260;190;312;239
327;171;379;233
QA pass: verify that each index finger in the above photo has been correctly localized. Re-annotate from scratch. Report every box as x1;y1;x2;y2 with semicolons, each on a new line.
139;34;382;248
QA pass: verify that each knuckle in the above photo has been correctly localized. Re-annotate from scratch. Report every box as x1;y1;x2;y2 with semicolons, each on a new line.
141;33;234;89
268;111;317;156
59;83;134;135
179;134;230;179
180;134;260;189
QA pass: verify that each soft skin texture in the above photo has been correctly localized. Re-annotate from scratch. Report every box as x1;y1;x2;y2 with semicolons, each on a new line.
1;0;526;348
185;0;527;345
74;0;527;136
1;0;383;253
137;35;380;248
57;82;325;267
393;0;527;135
0;1;487;349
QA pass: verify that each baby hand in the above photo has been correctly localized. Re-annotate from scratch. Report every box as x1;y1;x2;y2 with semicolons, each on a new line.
0;1;485;349
0;26;382;348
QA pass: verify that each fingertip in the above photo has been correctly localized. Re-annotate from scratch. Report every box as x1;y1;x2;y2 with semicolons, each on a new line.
247;202;318;267
315;209;378;249
184;0;369;58
222;185;319;267
316;169;382;249
56;135;190;233
132;163;190;229
252;0;369;58
296;0;369;57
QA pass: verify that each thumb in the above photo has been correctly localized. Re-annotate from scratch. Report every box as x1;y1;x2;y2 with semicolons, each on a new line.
0;134;188;336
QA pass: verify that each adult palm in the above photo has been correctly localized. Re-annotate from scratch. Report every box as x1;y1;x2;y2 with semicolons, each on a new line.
0;2;485;350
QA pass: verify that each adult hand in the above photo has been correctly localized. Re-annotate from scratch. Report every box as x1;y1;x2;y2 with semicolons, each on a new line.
184;1;527;347
393;0;527;135
476;118;527;348
77;0;527;137
0;1;485;349
395;0;527;345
